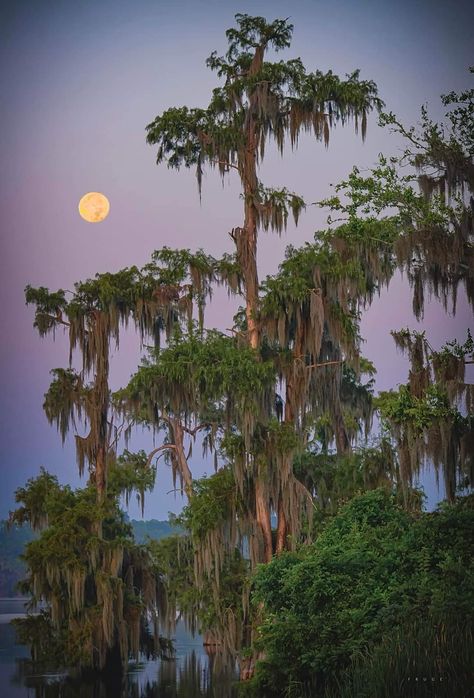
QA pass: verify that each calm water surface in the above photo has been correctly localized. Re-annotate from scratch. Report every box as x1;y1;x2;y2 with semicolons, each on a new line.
0;599;238;698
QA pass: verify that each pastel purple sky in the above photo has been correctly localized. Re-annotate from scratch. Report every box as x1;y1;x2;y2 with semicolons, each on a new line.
1;0;473;519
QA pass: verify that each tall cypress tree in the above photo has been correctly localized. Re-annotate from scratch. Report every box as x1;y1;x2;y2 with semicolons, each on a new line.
146;13;382;561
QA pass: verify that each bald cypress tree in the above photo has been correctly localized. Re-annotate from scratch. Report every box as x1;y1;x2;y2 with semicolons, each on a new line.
146;13;382;562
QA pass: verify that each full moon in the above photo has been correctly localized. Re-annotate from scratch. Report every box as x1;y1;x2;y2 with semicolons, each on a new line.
78;192;110;223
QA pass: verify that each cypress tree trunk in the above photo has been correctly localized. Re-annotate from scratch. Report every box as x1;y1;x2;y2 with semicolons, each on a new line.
241;115;260;351
241;164;273;562
275;496;288;555
169;417;194;497
255;476;273;563
334;411;350;455
92;318;110;504
237;41;273;564
242;196;259;351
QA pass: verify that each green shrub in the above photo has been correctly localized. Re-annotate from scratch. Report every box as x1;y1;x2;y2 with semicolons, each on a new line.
249;490;474;697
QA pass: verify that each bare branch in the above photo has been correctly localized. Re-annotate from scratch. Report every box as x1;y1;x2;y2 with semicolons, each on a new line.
182;423;210;438
210;159;240;172
146;444;177;469
304;359;345;369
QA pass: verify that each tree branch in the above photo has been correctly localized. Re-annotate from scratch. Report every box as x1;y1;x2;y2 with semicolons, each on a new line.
211;159;240;172
146;444;177;469
226;327;247;337
181;422;210;438
41;313;71;329
305;359;344;369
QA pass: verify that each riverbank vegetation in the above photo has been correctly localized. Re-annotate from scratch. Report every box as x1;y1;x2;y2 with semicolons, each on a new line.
247;490;474;697
9;13;473;694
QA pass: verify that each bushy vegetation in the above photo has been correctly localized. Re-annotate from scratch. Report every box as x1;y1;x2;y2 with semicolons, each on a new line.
248;490;474;697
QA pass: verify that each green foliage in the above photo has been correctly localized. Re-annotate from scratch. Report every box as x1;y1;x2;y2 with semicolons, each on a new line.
249;490;474;697
21;13;473;688
318;70;474;321
180;468;238;541
24;286;67;336
149;532;248;648
319;155;453;230
43;368;85;443
264;419;300;455
255;186;306;233
148;534;197;629
329;618;473;698
376;384;456;433
146;13;382;202
9;469;169;671
25;248;221;356
224;14;293;56
433;329;473;363
441;67;474;156
121;329;276;422
10;468;64;531
375;329;474;501
294;441;398;522
259;235;366;368
195;548;249;645
109;450;157;515
0;517;178;598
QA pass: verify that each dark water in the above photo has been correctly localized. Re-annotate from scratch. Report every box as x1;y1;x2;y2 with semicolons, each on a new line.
0;599;238;698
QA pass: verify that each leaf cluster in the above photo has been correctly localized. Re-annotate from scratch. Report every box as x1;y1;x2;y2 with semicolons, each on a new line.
121;329;276;423
179;468;238;541
376;384;457;433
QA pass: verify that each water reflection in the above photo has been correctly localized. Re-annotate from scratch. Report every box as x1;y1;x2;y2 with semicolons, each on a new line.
1;600;238;698
131;653;238;698
12;652;238;698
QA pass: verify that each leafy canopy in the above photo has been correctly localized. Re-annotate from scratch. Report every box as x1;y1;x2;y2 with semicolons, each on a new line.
146;13;382;201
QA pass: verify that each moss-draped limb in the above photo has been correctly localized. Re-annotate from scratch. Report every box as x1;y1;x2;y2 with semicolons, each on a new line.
377;330;474;501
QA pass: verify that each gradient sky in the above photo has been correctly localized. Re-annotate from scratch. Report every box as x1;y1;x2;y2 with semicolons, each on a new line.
1;0;473;520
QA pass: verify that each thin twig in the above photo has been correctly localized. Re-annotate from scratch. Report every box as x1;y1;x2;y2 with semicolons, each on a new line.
226;327;247;337
41;313;71;329
305;360;344;369
211;159;240;172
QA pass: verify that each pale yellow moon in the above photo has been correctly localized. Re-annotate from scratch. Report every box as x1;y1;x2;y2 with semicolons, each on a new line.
78;192;110;223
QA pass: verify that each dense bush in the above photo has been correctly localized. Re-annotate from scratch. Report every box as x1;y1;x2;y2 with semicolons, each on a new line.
249;490;474;697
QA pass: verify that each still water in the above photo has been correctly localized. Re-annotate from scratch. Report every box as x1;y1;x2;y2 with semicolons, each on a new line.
0;599;238;698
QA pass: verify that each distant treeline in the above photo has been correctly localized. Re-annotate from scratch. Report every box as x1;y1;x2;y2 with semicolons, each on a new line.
0;518;179;596
129;518;182;544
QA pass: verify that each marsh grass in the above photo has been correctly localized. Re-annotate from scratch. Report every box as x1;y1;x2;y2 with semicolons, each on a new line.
325;619;473;698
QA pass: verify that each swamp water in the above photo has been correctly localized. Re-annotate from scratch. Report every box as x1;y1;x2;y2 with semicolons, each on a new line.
0;599;238;698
